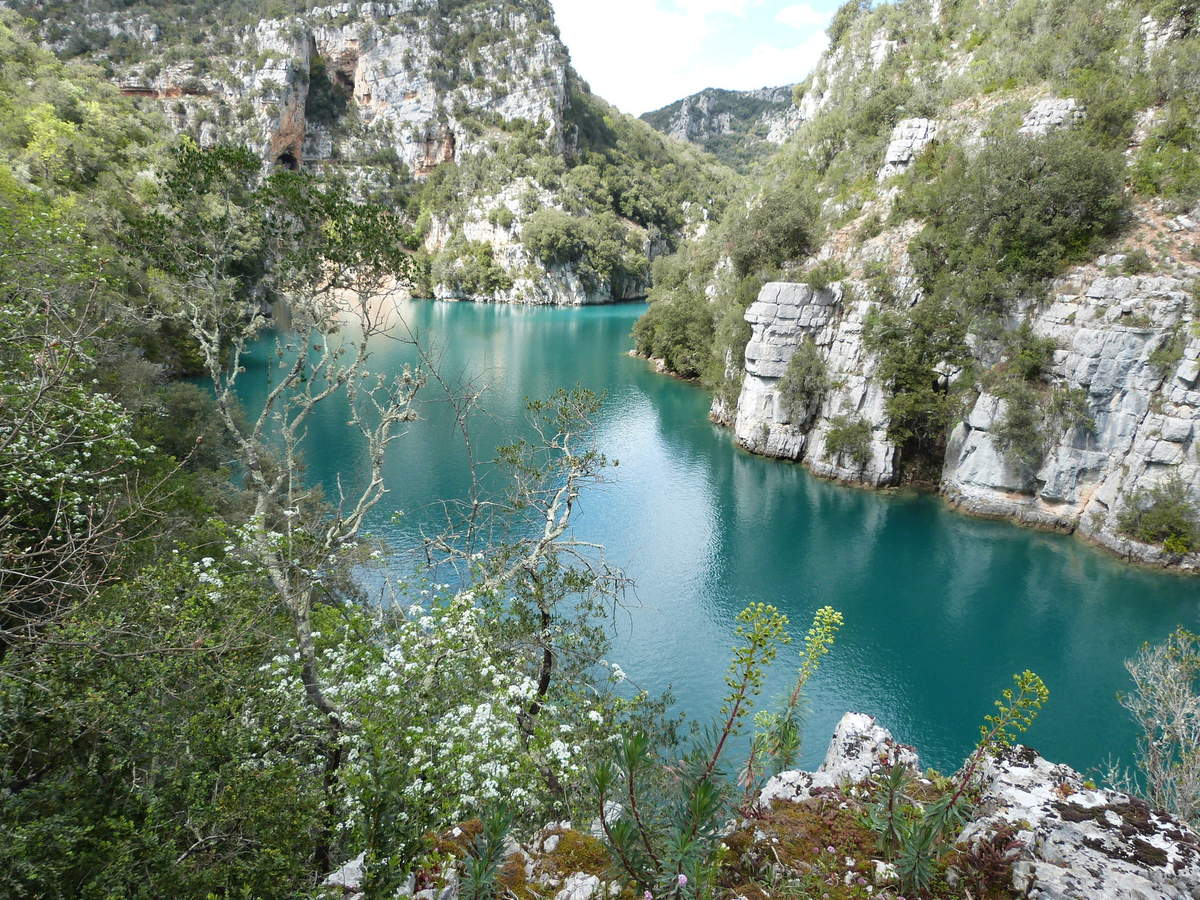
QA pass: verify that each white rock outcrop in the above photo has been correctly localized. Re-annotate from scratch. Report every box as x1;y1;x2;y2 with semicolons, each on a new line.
943;260;1200;570
553;872;601;900
957;745;1200;898
878;117;938;180
1019;98;1085;136
765;713;1200;899
758;712;919;806
734;281;898;487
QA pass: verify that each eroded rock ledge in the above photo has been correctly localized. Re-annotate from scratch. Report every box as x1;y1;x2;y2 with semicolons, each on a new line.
758;712;1200;899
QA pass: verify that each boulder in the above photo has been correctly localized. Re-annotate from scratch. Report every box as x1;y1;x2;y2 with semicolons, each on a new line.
759;712;919;806
956;745;1200;899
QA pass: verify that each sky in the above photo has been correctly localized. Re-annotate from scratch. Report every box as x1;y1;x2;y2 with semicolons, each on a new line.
549;0;842;116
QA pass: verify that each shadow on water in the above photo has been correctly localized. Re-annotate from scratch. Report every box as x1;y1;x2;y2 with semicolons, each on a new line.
234;299;1200;774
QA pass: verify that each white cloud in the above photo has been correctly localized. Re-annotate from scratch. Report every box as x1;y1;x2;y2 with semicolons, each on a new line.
703;31;830;93
551;0;830;115
775;3;832;30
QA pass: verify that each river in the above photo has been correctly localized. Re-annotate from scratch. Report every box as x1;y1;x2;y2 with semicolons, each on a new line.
236;298;1200;775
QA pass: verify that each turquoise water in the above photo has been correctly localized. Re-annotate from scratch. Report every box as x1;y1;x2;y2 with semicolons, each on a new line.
236;298;1200;775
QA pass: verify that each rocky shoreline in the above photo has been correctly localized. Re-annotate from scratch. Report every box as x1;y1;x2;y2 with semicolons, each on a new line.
724;242;1200;574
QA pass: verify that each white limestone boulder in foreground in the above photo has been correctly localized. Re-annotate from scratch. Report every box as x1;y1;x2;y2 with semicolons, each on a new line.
758;711;920;806
959;746;1200;898
763;712;1200;899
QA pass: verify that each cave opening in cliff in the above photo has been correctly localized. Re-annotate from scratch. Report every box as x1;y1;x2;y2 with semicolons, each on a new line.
276;150;299;171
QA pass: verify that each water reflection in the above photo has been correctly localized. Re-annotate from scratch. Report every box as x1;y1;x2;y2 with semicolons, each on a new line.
234;299;1200;774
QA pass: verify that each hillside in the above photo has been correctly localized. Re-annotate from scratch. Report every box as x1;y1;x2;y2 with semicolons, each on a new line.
633;0;1200;570
4;3;1200;899
6;0;734;305
640;84;801;170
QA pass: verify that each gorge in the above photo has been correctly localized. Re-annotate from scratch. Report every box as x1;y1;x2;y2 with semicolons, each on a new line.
2;0;1200;896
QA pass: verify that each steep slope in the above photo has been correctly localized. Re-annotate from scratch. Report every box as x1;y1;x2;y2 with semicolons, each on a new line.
10;0;734;305
640;84;800;170
635;0;1200;570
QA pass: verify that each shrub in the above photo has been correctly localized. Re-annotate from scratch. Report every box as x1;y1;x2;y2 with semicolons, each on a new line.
1122;248;1153;275
1115;628;1200;829
632;294;714;378
1003;322;1057;382
863;296;972;456
1131;103;1200;209
432;239;513;296
522;208;644;292
305;56;349;126
824;415;872;468
1119;474;1198;554
1149;327;1187;378
487;205;515;230
776;338;828;424
908;131;1126;315
991;381;1044;471
828;0;872;47
724;178;818;277
804;258;847;292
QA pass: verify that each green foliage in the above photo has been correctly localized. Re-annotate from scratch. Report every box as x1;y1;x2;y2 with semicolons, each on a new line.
1117;628;1200;828
632;245;723;379
433;238;514;296
1119;474;1198;554
748;607;844;779
461;809;514;900
305;55;350;126
1122;248;1154;275
1004;321;1057;382
985;323;1093;472
594;603;789;895
805;257;847;292
1149;326;1188;378
563;81;734;237
981;670;1051;750
908;131;1126;316
869;671;1048;895
828;0;872;47
824;415;873;468
487;204;515;230
632;295;714;378
522;207;645;293
776;338;829;424
1131;102;1200;209
863;297;972;459
724;177;819;277
640;87;795;171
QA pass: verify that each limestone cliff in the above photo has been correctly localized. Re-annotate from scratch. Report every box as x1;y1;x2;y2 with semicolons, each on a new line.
640;85;797;170
17;0;729;306
697;0;1200;570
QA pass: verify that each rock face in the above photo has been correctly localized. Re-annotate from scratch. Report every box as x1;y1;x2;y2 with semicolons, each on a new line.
1019;98;1086;136
766;713;1200;900
733;281;899;487
640;85;796;169
33;0;717;308
105;2;570;178
758;712;919;806
877;117;938;180
959;745;1200;898
943;256;1200;571
716;0;1200;571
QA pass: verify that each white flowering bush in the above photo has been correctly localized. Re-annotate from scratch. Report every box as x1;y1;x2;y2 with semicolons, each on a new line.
252;583;625;894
